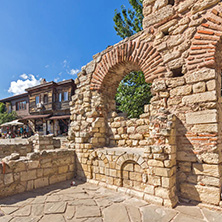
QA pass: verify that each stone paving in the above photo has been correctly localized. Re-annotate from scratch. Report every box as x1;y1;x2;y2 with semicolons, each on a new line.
0;180;222;222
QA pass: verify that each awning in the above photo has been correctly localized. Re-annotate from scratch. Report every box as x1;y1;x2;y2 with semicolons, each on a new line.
1;120;24;127
22;114;51;120
49;115;70;120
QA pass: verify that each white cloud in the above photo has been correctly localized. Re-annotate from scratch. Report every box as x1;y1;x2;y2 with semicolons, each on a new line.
54;77;60;82
8;74;41;95
69;69;80;76
63;60;68;68
20;73;28;80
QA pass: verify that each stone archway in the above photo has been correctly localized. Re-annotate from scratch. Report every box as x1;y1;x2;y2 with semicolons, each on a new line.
90;39;167;91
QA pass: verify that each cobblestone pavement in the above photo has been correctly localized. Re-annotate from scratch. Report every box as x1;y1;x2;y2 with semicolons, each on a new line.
0;180;222;222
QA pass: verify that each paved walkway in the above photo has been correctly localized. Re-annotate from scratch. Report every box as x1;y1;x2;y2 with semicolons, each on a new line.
0;180;222;222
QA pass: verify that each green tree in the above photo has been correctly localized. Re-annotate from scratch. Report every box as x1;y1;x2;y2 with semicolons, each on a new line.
0;111;17;125
0;102;6;114
114;0;152;118
116;71;152;118
113;0;143;38
0;102;17;125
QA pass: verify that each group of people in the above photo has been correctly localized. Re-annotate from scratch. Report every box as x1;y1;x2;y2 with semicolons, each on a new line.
0;126;30;139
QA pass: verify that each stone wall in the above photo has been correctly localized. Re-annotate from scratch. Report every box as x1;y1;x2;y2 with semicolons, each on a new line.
0;149;75;198
68;0;222;208
0;135;67;160
0;140;33;159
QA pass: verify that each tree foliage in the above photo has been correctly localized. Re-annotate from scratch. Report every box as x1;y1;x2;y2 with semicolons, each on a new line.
114;0;152;118
0;102;17;125
0;102;6;114
115;71;152;118
113;0;143;39
0;111;17;125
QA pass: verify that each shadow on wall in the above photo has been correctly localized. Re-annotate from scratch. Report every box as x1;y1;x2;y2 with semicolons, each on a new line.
175;118;221;206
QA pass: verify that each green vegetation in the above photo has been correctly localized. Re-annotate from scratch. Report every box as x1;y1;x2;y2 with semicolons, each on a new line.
113;0;152;118
0;102;17;125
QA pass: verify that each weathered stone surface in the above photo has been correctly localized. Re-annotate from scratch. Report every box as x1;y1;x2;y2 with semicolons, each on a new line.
193;163;219;177
191;124;218;133
170;85;192;96
143;5;174;28
202;208;222;222
166;77;185;88
185;69;216;84
44;202;67;214
192;0;220;13
193;82;205;93
103;204;130;222
141;205;177;222
180;183;220;205
186;110;217;124
76;206;101;219
39;215;65;222
173;214;204;222
182;91;217;105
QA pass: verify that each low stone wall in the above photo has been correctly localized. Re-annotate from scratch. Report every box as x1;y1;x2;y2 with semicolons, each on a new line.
0;149;75;198
107;106;150;147
76;109;177;207
0;140;33;159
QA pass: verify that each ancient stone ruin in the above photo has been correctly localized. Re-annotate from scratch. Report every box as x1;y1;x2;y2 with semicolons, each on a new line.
68;0;222;208
1;0;222;210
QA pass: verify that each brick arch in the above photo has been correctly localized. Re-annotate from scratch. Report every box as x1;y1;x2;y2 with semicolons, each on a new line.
187;5;222;71
115;153;148;170
90;39;167;91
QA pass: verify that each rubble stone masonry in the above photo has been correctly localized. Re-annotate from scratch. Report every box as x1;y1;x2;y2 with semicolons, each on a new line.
68;0;222;208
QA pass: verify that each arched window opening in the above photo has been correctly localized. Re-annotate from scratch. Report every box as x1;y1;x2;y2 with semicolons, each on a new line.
115;71;152;119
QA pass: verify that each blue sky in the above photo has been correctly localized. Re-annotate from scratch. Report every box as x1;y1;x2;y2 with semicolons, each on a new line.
0;0;131;99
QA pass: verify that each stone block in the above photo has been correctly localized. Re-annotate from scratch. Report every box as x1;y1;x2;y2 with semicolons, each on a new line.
144;194;163;205
148;175;161;186
21;170;37;181
180;183;220;205
182;91;217;105
155;187;175;199
14;162;26;172
193;82;206;93
193;163;219;177
185;69;216;84
144;185;155;195
4;174;14;185
154;167;176;177
148;159;164;167
206;80;216;91
186;110;217;124
166;77;185;88
162;177;176;188
34;177;49;189
191;124;218;133
27;161;39;170
143;5;174;29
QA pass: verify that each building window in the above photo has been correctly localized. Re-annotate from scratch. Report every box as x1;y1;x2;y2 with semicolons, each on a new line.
64;91;68;101
59;93;62;102
16;101;26;110
43;94;48;104
36;96;40;105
